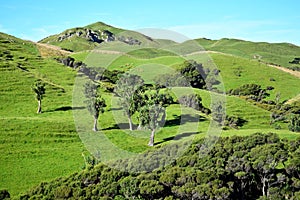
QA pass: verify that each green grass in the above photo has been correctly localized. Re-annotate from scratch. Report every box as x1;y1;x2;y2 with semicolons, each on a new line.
0;33;85;196
127;48;177;59
187;53;300;101
196;37;300;68
1;31;300;197
108;55;185;70
75;47;300;103
172;88;271;129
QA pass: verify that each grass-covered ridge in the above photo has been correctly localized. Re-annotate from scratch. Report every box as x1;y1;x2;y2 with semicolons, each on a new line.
196;37;300;68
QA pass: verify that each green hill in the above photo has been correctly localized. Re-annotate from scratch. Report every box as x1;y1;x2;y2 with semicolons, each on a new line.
0;32;85;196
187;52;300;101
196;38;300;68
74;47;299;102
1;22;300;198
39;22;157;52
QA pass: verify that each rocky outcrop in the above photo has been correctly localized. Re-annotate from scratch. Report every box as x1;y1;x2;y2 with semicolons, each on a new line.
56;28;117;44
56;56;84;69
86;29;103;43
56;28;141;45
118;36;141;45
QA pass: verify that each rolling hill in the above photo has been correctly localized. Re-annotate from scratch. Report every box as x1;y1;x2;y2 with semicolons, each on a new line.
0;21;300;198
196;37;300;69
39;22;158;52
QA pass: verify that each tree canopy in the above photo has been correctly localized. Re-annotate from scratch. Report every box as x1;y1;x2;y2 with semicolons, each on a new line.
114;73;144;130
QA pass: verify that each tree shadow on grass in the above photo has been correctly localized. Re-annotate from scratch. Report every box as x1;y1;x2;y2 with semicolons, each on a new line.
109;107;123;111
102;114;206;131
102;123;138;131
155;131;201;145
165;114;207;127
45;106;85;112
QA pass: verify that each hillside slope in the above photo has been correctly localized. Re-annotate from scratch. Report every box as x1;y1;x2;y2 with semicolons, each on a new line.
1;25;300;198
39;22;157;52
0;32;85;196
196;38;300;68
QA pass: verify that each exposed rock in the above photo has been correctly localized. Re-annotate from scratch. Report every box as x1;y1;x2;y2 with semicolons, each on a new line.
55;28;142;46
118;36;141;45
76;31;83;37
56;56;85;70
86;29;103;43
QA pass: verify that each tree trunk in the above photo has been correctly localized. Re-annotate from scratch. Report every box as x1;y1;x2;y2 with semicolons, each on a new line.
262;177;266;197
137;123;142;130
37;100;42;113
148;129;155;146
160;111;166;126
93;116;98;131
128;116;133;131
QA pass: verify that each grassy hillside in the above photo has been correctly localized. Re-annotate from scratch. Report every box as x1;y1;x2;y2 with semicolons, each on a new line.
187;52;300;101
39;22;156;52
0;33;86;196
196;38;300;68
1;29;300;198
75;47;300;102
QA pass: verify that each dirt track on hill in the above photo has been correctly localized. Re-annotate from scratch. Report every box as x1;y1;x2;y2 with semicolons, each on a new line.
267;64;300;78
35;43;71;57
187;51;300;79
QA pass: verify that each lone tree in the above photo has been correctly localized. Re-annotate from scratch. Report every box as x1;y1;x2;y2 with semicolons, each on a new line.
178;60;206;89
114;73;144;130
139;88;173;146
32;80;46;113
84;81;106;131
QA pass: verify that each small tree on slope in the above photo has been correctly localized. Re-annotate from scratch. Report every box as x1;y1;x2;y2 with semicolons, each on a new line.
32;80;46;114
114;73;144;130
84;81;106;131
139;88;173;146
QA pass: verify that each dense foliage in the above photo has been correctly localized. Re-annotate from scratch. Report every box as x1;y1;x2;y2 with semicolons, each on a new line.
19;133;300;200
155;60;211;90
228;84;270;102
114;73;145;131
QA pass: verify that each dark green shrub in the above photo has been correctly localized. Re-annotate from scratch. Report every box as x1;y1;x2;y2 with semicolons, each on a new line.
0;189;10;199
178;94;202;110
288;114;300;132
224;115;247;129
229;84;269;101
178;60;206;89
